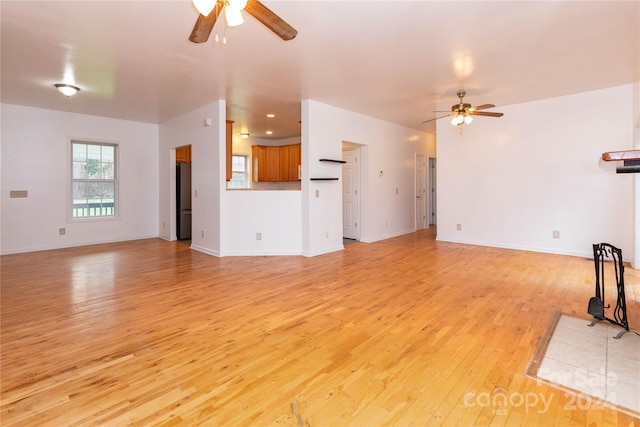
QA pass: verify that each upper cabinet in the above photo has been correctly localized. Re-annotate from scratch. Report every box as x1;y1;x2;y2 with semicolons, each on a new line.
252;143;301;182
266;146;280;182
279;145;290;181
289;143;301;180
176;145;191;163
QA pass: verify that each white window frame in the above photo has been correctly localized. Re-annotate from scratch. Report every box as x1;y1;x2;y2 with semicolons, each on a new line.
70;140;120;220
228;154;249;189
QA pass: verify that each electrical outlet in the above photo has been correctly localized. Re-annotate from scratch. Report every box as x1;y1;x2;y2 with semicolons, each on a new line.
553;230;560;239
201;230;204;238
59;228;66;235
315;189;320;198
325;231;329;239
162;221;166;228
456;224;462;231
395;188;399;195
256;232;262;241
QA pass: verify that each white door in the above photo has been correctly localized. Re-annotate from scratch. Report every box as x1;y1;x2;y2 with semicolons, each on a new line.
429;157;437;225
342;148;360;239
415;155;427;230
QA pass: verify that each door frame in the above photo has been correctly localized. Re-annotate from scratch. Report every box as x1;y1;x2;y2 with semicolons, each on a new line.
429;157;437;225
415;154;427;230
342;144;361;240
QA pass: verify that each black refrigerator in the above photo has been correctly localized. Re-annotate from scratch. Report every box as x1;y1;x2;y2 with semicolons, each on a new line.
176;163;192;240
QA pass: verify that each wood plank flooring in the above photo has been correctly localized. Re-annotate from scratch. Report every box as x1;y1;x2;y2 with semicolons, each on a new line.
1;229;639;426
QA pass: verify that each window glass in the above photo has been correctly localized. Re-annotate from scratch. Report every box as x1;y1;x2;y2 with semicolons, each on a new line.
71;141;118;218
228;155;248;188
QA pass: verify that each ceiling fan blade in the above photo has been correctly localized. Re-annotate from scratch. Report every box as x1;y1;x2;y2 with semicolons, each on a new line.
244;0;298;41
422;114;452;123
469;111;504;117
470;104;495;111
189;3;223;43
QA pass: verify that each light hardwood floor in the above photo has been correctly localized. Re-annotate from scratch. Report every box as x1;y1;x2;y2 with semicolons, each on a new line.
2;229;639;426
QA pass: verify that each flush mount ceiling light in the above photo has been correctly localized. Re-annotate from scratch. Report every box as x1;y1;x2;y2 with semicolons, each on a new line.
240;132;250;139
266;114;275;118
54;83;80;97
265;130;273;135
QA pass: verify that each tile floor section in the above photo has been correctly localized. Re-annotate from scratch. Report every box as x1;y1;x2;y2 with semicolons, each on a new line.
536;314;640;414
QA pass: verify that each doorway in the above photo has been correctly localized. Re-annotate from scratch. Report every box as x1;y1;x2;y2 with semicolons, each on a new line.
342;146;360;240
176;145;192;241
415;154;427;230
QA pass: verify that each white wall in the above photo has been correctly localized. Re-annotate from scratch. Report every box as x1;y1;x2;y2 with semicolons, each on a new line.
302;100;433;256
222;130;302;253
158;101;224;255
437;85;636;262
221;190;301;255
1;104;159;254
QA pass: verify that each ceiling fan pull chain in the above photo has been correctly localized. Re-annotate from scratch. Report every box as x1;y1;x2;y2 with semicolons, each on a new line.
223;8;227;44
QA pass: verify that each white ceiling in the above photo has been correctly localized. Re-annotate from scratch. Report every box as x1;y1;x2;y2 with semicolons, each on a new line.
1;1;638;140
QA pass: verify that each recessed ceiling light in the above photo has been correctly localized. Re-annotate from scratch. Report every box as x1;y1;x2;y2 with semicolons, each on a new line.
266;131;273;135
54;83;80;97
266;114;275;118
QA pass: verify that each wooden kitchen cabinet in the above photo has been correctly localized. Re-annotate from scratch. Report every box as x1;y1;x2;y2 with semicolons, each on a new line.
266;147;280;181
279;145;290;181
251;143;301;182
289;143;301;180
176;145;191;163
251;145;266;182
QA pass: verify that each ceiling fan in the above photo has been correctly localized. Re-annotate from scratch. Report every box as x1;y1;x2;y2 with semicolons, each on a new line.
189;0;298;43
422;91;504;126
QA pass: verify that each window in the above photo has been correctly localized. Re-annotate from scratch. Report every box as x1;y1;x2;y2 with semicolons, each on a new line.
228;155;249;188
71;141;117;218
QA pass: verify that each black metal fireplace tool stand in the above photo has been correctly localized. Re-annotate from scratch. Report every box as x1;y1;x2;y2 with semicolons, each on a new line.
587;243;630;339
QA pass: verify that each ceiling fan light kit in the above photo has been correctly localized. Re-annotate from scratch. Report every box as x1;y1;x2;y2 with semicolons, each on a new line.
193;0;216;16
423;90;503;130
450;114;473;126
225;6;244;26
189;0;298;43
